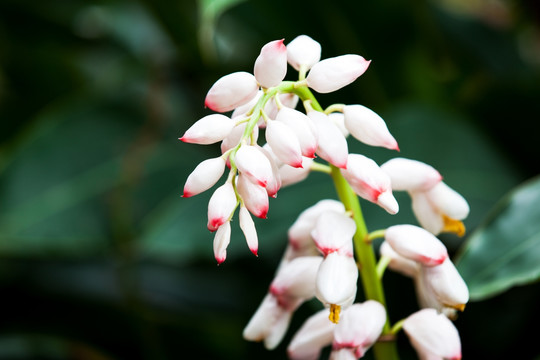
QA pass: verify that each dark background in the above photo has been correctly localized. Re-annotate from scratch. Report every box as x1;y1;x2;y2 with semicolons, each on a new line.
0;0;539;359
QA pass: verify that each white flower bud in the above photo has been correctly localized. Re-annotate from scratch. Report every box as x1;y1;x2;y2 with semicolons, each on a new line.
311;211;355;257
235;145;274;187
306;55;370;93
270;256;323;301
205;71;259;112
340;154;399;214
207;182;237;232
316;252;358;309
182;156;226;197
287;35;322;71
279;157;313;188
403;309;462;360
213;221;231;264
239;204;258;256
275;107;318;158
343;104;399;150
179;114;235;144
265;120;304;168
254;39;288;88
308;111;348;169
236;174;269;219
385;224;448;267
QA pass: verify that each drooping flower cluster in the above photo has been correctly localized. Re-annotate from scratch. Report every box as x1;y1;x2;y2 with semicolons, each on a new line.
180;35;469;360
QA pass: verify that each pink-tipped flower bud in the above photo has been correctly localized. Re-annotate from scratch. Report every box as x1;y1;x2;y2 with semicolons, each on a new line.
328;112;349;137
179;114;235;145
275;107;318;158
343;104;399;151
311;211;355;257
287;309;336;360
385;224;448;267
182;156;226;197
235;145;274;187
287;35;322;72
239;204;258;256
265;120;304;168
403;309;462;360
236;174;269;219
207;182;237;232
330;301;386;359
213;221;231;264
340;154;399;214
381;157;442;192
308;111;348;169
205;71;259;112
254;39;288;88
306;55;370;93
258;145;282;198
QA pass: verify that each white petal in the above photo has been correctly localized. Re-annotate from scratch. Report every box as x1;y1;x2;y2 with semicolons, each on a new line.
271;256;323;301
183;157;226;197
236;174;269;219
381;158;442;192
266;120;304;168
311;211;355;256
235;145;274;187
426;182;469;220
316;253;358;306
385;224;448;267
379;241;419;278
275;107;318;158
279;157;313;187
411;191;444;235
243;294;291;349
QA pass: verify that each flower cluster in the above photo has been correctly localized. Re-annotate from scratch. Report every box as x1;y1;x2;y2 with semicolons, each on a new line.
180;35;469;360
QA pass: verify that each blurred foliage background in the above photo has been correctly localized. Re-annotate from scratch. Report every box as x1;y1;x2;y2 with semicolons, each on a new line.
0;0;539;359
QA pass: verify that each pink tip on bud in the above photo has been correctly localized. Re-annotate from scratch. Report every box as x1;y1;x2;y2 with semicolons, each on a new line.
254;39;288;88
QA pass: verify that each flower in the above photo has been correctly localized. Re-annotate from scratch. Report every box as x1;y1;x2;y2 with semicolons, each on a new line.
206;182;237;232
275;107;318;159
403;308;462;360
213;221;231;264
234;145;275;188
287;308;336;360
265;119;304;168
330;301;386;359
205;71;259;112
381;157;469;236
306;55;371;93
239;204;258;256
254;39;288;88
343;104;399;151
236;173;269;219
243;256;323;349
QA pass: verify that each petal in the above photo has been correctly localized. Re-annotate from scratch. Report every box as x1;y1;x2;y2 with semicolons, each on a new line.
343;104;399;150
254;39;288;88
270;256;323;303
381;158;442;192
279;157;313;188
411;191;445;235
236;174;269;219
385;224;448;266
287;35;322;71
275;107;318;158
306;55;370;93
379;241;419;278
425;182;469;221
205;71;259;112
316;252;358;307
179;114;235;144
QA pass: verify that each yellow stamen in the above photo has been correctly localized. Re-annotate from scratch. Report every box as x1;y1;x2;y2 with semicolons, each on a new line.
442;215;466;237
329;304;341;324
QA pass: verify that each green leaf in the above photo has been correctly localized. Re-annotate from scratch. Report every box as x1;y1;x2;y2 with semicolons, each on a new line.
455;175;540;300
